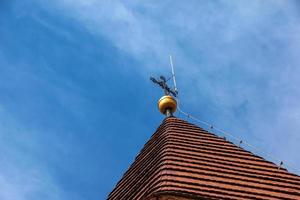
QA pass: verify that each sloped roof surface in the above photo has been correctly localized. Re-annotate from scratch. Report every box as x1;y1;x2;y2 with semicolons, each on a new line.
108;117;300;200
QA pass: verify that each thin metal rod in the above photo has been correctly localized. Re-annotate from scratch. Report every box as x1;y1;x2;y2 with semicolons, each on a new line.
169;55;178;94
165;109;172;117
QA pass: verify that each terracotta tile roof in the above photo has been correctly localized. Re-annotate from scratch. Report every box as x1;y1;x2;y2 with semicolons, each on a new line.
108;117;300;200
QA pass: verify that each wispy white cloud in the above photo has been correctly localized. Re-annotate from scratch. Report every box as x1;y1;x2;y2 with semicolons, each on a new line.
40;0;300;171
40;0;173;68
2;2;300;200
0;105;68;200
0;54;83;200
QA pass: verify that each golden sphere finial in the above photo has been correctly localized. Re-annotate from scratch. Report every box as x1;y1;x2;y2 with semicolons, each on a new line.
158;95;177;116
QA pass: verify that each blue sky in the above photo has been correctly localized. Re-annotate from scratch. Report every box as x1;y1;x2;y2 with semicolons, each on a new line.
1;0;300;199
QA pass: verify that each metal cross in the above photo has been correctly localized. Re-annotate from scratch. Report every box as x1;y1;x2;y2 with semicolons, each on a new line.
150;75;178;97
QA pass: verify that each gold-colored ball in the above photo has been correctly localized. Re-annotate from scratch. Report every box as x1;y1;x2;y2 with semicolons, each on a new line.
158;95;177;114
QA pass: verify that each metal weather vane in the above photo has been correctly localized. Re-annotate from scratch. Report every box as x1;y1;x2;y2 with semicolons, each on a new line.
150;75;178;97
150;56;179;117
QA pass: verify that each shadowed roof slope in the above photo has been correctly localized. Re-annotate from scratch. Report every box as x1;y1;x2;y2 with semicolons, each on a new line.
108;117;300;200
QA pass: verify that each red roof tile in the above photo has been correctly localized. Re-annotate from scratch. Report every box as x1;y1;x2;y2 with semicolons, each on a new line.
108;117;300;200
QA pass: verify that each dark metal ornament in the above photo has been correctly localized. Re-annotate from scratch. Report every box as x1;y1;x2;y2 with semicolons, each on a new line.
150;76;178;97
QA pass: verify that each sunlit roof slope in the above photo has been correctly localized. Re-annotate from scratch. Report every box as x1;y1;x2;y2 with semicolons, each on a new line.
108;117;300;200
